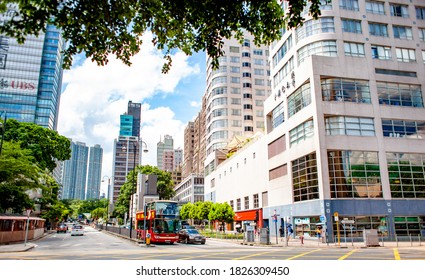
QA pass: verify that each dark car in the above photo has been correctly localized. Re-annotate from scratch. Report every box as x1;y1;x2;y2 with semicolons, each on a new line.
178;228;206;244
56;224;68;233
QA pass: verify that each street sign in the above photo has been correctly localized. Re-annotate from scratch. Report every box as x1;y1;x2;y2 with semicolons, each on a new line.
320;215;326;222
341;219;355;224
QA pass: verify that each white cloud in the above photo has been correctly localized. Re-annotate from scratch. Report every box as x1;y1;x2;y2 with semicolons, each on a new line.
57;32;200;195
190;101;200;107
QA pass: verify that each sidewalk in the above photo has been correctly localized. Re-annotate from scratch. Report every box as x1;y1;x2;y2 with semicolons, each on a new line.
0;230;54;253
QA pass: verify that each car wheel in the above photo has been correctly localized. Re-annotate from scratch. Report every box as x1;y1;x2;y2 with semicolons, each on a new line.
201;241;206;244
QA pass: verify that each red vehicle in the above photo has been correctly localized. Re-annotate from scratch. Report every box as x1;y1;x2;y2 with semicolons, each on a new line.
135;200;180;244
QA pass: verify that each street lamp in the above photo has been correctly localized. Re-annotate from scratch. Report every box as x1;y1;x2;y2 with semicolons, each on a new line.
102;175;115;226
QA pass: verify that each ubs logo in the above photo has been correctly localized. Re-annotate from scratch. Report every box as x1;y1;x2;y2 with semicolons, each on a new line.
0;78;36;90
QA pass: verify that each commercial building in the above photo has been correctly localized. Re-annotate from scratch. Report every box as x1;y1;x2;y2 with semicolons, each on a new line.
157;135;174;171
262;0;425;240
61;141;89;200
0;4;65;130
86;144;103;199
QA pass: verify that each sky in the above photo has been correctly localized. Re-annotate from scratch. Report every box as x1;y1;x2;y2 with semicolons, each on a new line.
56;32;206;196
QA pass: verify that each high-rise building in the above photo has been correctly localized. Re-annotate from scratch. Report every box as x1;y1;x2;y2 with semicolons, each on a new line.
162;150;174;172
86;144;103;199
173;148;183;170
261;0;425;239
157;135;174;170
61;141;89;200
111;101;142;205
0;4;65;130
203;30;271;177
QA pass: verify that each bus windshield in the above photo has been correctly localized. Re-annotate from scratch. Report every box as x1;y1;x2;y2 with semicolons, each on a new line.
153;218;179;234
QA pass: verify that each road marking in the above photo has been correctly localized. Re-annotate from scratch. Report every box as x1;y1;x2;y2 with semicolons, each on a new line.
179;252;228;260
286;249;322;260
233;251;272;260
338;249;357;260
393;248;401;260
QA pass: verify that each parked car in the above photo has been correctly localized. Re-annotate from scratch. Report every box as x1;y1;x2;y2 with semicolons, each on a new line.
178;228;206;244
56;224;68;233
71;225;84;236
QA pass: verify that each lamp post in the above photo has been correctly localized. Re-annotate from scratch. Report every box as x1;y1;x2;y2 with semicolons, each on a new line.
0;111;7;157
102;175;114;227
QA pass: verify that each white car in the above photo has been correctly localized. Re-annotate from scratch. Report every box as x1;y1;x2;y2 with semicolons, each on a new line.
71;225;84;236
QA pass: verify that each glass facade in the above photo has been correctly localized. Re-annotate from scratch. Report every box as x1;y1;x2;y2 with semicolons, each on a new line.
0;6;65;130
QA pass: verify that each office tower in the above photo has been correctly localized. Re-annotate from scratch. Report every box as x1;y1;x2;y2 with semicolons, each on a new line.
111;101;142;205
203;29;271;176
157;135;174;170
127;100;141;137
162;150;174;171
61;141;89;200
0;5;65;130
261;0;425;239
182;121;195;177
86;144;103;199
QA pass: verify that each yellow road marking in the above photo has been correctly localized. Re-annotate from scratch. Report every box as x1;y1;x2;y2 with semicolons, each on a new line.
338;249;357;260
233;251;273;260
393;248;401;260
179;252;228;260
286;249;322;260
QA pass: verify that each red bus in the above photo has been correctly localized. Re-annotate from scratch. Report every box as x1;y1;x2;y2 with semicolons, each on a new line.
135;200;180;244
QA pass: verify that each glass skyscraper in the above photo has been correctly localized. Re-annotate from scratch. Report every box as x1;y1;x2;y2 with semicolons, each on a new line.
0;4;65;130
86;144;103;199
62;141;89;200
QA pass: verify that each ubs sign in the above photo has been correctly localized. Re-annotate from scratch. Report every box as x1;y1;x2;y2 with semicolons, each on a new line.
0;78;36;91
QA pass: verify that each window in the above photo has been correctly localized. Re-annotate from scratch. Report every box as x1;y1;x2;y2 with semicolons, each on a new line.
390;3;409;18
254;68;264;75
244;126;253;132
328;150;382;198
271;102;285;129
344;42;365;57
382;119;425;139
231;77;240;83
236;198;241;211
292;152;319;202
243;39;250;47
243;104;253;110
272;35;293;67
242;72;251;78
288;83;311;117
371;45;392;60
230;66;240;73
369;22;388;37
387;153;425;198
254;59;264;65
396;48;416;62
231;109;241;116
242;52;251;57
230;56;240;63
342;19;362;34
297;41;337;65
290;119;314;146
255;100;263;106
230;200;234;210
296;17;335;42
211;86;227;96
366;1;385;15
273;57;294;88
242;62;251;67
231;98;241;105
231;87;240;94
243;93;252;99
242;83;252;88
377;81;423;107
255;79;265;86
244;196;249;210
269;164;288;180
231;120;242;127
340;0;359;11
212;76;227;86
244;115;253;120
253;194;259;208
230;46;240;53
417;6;425;20
393;25;413;40
419;28;425;41
325;116;375;136
321;77;371;103
253;49;263;55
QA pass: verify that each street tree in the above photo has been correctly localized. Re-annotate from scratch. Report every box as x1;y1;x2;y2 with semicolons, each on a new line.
139;165;175;200
3;119;71;172
208;202;234;233
180;202;195;222
0;1;322;73
0;141;41;213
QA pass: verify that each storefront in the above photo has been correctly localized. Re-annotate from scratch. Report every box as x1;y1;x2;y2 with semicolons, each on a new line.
234;209;263;232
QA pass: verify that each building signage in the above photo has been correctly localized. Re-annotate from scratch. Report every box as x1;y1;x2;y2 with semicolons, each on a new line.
0;77;37;91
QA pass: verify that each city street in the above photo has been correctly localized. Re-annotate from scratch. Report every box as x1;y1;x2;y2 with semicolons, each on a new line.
0;226;424;260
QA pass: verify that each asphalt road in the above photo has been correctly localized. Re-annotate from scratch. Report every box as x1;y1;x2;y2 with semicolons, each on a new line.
0;226;424;260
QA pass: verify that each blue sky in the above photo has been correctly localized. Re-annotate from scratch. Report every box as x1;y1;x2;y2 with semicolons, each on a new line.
56;33;207;195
